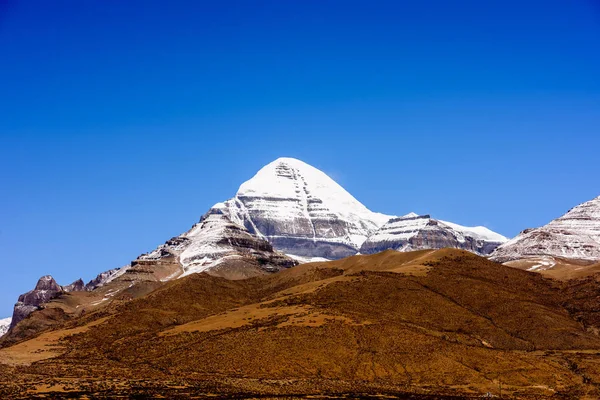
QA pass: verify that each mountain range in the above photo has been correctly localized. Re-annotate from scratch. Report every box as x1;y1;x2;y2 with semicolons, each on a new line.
3;157;512;335
5;157;600;339
2;157;600;397
144;157;508;264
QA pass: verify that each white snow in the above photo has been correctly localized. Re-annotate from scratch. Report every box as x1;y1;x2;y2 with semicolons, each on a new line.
287;254;331;264
439;220;508;243
402;212;419;218
99;266;131;287
178;213;243;272
0;317;12;337
239;158;390;226
519;256;558;271
367;214;432;243
89;287;122;306
366;214;508;244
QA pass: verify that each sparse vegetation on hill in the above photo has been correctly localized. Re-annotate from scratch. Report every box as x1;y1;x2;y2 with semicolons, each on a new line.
3;249;600;398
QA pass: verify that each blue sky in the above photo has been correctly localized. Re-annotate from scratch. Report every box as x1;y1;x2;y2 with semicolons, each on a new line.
1;0;599;317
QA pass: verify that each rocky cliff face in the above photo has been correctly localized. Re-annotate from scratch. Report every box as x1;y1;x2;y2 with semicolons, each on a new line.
491;195;600;263
211;157;391;259
9;276;64;330
137;209;297;279
63;279;85;292
6;271;114;334
84;268;126;290
360;213;507;256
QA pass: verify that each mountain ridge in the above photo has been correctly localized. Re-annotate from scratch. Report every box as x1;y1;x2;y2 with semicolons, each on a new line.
360;213;507;256
491;194;600;262
3;157;508;341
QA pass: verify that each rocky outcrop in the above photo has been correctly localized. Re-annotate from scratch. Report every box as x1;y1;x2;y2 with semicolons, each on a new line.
9;276;64;330
491;195;600;263
7;273;103;333
360;213;507;256
84;268;125;290
137;209;297;279
63;279;85;292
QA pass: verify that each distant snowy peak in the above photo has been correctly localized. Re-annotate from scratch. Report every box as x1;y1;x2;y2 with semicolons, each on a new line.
212;157;393;259
491;195;600;262
439;220;509;243
0;317;11;337
360;213;507;256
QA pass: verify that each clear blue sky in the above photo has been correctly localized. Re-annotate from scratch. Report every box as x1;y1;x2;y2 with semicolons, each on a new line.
1;0;599;317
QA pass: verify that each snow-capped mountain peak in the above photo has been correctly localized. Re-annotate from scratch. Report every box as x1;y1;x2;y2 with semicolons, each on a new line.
491;194;600;262
237;157;391;230
402;212;420;218
213;157;393;259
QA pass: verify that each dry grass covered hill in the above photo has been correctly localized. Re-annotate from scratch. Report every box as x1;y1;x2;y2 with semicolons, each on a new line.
3;249;600;398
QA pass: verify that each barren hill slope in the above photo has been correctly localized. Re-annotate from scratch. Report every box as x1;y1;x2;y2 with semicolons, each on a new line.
3;250;600;398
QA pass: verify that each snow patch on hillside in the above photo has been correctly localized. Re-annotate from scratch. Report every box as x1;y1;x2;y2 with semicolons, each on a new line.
0;317;11;337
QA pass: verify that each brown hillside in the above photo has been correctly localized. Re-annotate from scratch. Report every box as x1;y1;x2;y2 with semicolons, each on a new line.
2;249;600;398
505;257;600;281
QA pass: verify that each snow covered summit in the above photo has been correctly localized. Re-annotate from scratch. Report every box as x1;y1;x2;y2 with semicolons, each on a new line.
212;157;391;259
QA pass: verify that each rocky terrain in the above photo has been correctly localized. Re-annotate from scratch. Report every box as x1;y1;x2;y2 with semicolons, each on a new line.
9;276;64;331
360;213;507;256
3;250;600;398
137;208;297;279
5;266;133;336
491;195;600;263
